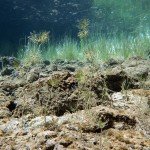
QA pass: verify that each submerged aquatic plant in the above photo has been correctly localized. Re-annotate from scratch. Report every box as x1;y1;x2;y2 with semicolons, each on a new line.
18;28;150;64
18;31;50;66
77;19;90;42
28;31;50;45
56;38;82;61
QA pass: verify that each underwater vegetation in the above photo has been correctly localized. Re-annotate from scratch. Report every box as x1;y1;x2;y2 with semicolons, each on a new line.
18;30;150;66
0;0;149;59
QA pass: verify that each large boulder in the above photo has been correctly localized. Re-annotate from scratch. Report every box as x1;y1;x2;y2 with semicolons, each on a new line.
122;57;150;80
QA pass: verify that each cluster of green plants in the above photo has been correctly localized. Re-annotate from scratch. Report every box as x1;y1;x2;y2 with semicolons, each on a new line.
18;31;49;66
16;0;150;64
77;19;90;43
17;29;150;65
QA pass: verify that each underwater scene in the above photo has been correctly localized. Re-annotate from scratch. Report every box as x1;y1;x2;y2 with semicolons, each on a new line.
0;0;150;149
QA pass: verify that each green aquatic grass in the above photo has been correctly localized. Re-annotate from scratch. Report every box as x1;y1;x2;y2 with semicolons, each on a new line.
55;38;84;61
17;42;43;66
43;44;57;61
18;31;150;64
79;32;150;62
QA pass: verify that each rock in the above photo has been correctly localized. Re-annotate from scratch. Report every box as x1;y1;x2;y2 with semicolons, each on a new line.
105;66;127;92
5;145;14;150
8;57;20;67
54;59;65;65
0;118;20;133
43;60;50;66
111;92;128;108
77;61;84;67
39;73;49;78
122;57;150;80
106;58;123;67
64;65;76;72
111;92;124;101
1;57;10;67
27;69;39;83
0;61;3;70
148;99;150;108
143;79;150;89
0;92;7;106
46;139;57;149
0;107;11;118
0;129;4;136
51;64;58;71
105;65;140;92
59;138;73;147
37;130;57;139
0;57;20;68
1;67;14;76
113;122;124;130
29;116;57;128
54;144;64;150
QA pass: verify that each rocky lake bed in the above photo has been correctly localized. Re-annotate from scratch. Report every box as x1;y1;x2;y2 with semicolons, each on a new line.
0;56;150;150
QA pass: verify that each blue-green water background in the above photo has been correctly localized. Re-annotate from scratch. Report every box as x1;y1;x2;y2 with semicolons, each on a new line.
0;0;149;56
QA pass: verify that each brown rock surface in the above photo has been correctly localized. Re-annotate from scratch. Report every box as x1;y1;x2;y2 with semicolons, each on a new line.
0;57;149;149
